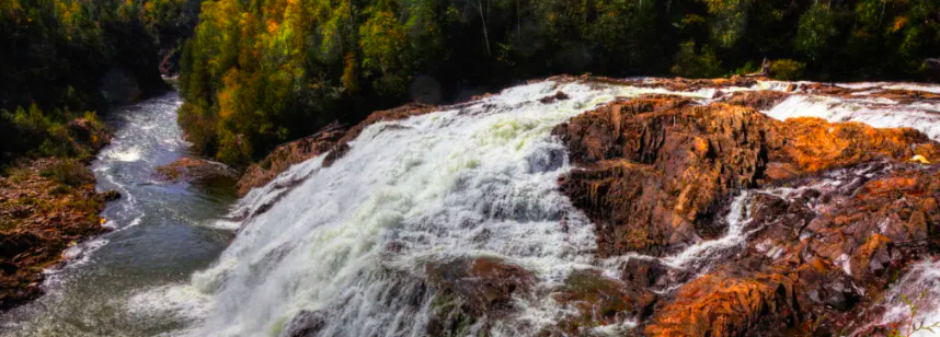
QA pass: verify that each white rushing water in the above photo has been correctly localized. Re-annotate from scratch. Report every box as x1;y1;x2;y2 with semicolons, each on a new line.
121;79;940;337
151;81;727;337
766;95;940;141
876;259;940;337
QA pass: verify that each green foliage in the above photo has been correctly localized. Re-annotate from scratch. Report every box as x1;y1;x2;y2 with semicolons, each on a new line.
40;159;93;187
794;3;840;61
770;59;806;81
671;40;725;78
734;61;760;76
1;103;106;161
177;0;940;166
702;0;754;48
0;0;201;164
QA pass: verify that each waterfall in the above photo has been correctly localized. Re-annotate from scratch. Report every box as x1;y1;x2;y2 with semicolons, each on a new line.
154;81;724;337
130;79;940;337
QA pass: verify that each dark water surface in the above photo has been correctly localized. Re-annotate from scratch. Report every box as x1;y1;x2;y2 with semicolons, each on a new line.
0;93;236;336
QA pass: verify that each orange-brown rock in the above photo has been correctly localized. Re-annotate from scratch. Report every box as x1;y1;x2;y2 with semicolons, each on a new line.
767;117;940;176
555;100;771;256
550;269;657;334
544;75;760;92
644;272;799;337
643;165;940;336
0;158;109;310
156;157;237;184
554;97;940;257
719;91;791;110
236;123;345;196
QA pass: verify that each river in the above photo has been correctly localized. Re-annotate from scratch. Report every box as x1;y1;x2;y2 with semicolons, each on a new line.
0;93;236;336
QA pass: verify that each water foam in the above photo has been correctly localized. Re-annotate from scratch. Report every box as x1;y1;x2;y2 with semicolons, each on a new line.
105;146;142;162
766;95;940;142
146;79;940;336
174;81;739;336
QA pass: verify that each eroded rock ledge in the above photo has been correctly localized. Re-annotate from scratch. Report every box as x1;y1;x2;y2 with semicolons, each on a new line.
554;96;939;258
236;104;441;196
0;159;112;310
552;96;940;336
155;157;238;185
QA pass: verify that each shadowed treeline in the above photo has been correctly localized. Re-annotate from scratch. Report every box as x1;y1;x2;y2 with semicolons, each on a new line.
0;0;200;163
178;0;940;166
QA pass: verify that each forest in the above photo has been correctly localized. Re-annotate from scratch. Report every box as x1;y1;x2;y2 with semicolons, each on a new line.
178;0;940;166
3;0;940;167
0;0;200;164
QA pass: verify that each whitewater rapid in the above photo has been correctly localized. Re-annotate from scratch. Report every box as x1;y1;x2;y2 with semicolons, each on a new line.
147;79;940;337
149;81;742;336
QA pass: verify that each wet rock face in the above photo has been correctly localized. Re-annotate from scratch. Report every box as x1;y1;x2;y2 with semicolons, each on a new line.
766;117;940;176
423;256;534;337
155;157;238;185
550;269;657;334
280;310;326;337
555;100;772;256
635;166;940;336
555;97;940;258
645;272;799;337
553;93;940;335
425;256;534;314
719;91;791;110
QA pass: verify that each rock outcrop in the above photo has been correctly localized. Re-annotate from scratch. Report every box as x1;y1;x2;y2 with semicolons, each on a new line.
234;77;940;336
553;93;940;335
155;157;238;184
554;97;940;257
0;158;110;310
237;122;346;196
644;164;940;336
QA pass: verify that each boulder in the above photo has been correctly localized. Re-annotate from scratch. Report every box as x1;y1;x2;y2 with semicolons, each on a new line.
551;269;657;333
279;310;326;337
425;256;534;314
155;157;237;184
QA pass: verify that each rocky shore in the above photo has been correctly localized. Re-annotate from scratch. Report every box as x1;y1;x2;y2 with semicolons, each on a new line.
0;119;115;310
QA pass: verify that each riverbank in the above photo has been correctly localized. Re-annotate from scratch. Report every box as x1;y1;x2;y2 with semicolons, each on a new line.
0;116;115;310
0;92;237;336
